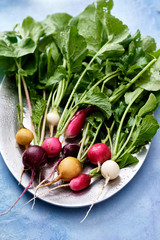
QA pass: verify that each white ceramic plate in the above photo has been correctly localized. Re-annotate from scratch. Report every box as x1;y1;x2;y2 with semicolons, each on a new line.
0;77;149;207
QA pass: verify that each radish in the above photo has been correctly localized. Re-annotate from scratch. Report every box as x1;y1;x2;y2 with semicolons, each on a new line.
16;127;34;149
62;143;80;158
64;106;97;139
46;110;60;137
37;157;82;189
81;160;120;223
39;174;91;193
0;145;48;216
33;142;81;202
69;174;91;191
88;143;111;171
101;160;120;180
42;137;62;158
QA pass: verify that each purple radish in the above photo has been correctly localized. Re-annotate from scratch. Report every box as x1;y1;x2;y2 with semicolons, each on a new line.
0;145;48;216
62;143;80;158
88;143;111;171
42;137;62;158
64;106;97;139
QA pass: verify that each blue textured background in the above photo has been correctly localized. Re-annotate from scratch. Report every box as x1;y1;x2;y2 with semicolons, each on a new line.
0;1;160;239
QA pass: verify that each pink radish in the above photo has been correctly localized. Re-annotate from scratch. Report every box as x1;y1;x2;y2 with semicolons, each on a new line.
64;106;97;139
40;174;91;193
70;174;91;191
0;145;48;216
42;137;62;158
88;143;111;170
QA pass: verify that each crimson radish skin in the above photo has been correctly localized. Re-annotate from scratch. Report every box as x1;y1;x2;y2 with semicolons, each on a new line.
22;145;48;170
42;137;62;158
88;143;111;167
64;106;97;139
70;174;91;191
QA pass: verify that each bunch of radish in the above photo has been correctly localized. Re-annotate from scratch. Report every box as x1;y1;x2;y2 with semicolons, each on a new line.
0;105;120;220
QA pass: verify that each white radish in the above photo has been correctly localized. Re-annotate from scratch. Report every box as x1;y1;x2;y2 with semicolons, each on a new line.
101;160;120;180
47;110;60;137
81;160;120;223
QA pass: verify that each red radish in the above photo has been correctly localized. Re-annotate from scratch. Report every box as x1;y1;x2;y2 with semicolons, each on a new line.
0;145;48;216
88;143;111;170
64;106;97;139
70;174;91;191
42;137;61;158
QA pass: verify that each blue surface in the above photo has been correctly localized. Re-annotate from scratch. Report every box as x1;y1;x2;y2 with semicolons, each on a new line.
0;0;160;239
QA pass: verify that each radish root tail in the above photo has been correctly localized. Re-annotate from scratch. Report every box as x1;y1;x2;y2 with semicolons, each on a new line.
32;158;62;208
15;183;70;215
80;177;110;223
0;169;35;216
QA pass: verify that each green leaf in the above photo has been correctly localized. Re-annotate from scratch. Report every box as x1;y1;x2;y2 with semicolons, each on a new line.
0;38;37;58
103;13;130;44
136;57;160;91
132;115;159;147
138;93;157;117
18;16;43;42
31;98;46;125
87;111;105;128
124;88;143;105
113;101;126;123
0;56;16;73
77;3;102;56
13;38;37;58
96;0;113;15
80;91;112;118
55;25;88;73
98;42;125;59
116;153;139;168
46;65;67;87
0;39;15;57
42;13;72;36
141;36;156;53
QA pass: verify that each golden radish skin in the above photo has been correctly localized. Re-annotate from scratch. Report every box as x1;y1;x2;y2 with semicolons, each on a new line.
16;127;34;148
38;157;82;188
58;156;82;182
